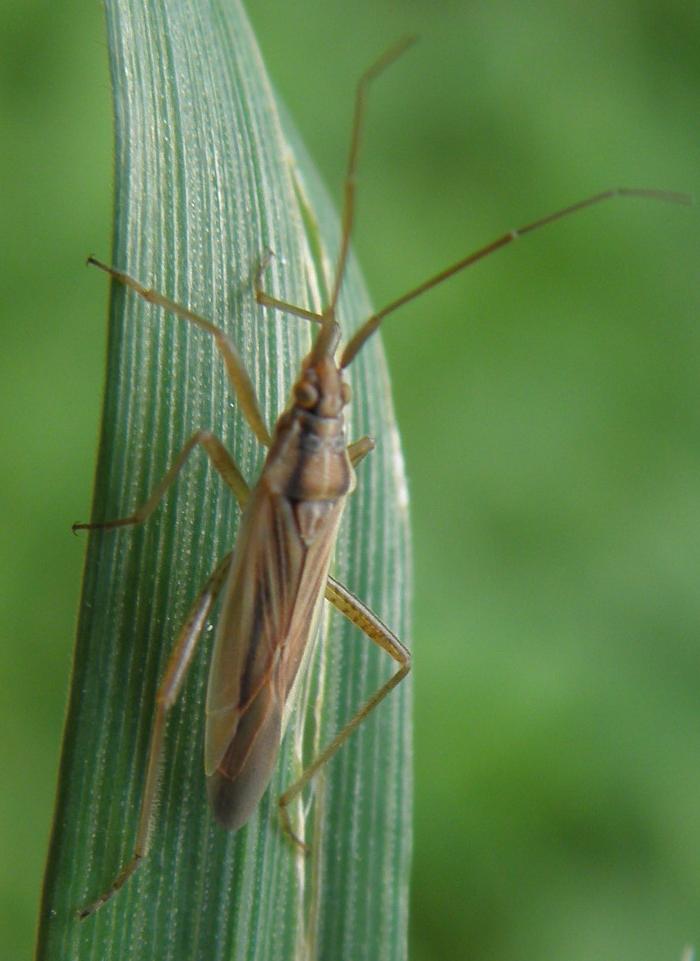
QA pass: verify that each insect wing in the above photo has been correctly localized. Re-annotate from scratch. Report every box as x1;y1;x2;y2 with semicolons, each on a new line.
205;478;346;828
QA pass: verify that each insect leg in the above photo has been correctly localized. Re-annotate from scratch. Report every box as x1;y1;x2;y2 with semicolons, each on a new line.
73;429;250;532
347;435;375;467
278;574;410;847
254;249;324;323
88;257;271;446
78;550;234;919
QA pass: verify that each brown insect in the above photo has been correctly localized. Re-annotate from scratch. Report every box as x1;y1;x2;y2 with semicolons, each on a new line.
76;37;688;918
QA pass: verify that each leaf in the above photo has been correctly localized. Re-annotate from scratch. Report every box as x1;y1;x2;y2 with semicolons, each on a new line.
35;1;412;960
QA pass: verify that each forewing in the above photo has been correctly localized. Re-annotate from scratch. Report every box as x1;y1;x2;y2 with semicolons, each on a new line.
204;481;345;783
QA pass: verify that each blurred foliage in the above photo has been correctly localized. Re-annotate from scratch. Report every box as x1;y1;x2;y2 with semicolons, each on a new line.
1;0;698;960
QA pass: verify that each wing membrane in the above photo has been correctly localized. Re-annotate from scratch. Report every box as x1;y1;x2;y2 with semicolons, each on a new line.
204;477;345;826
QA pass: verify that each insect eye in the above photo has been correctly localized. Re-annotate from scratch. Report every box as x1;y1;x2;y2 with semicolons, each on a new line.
294;380;319;408
340;382;352;405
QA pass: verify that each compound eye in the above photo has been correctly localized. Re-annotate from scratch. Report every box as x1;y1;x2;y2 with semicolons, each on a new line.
294;380;319;409
340;382;352;406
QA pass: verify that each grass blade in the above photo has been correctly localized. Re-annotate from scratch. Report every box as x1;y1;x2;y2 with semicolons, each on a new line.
35;1;411;959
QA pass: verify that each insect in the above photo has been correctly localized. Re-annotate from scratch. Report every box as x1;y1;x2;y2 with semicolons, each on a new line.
75;37;688;918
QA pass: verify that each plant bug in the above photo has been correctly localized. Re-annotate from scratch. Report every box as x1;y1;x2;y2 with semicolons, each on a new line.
75;36;689;919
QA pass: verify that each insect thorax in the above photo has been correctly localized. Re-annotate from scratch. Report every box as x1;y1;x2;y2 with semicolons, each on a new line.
264;404;355;504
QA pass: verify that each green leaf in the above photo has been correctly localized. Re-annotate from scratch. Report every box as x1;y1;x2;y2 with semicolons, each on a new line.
35;1;412;959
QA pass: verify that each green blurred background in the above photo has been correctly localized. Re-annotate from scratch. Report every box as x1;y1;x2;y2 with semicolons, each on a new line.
2;0;699;959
